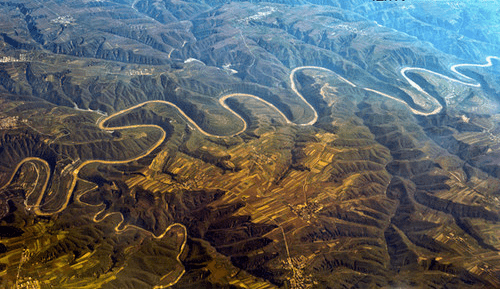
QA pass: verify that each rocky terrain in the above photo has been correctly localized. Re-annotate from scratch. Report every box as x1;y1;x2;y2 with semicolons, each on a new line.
1;0;500;288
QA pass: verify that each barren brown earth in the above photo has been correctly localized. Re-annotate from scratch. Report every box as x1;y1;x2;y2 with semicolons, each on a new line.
1;0;500;288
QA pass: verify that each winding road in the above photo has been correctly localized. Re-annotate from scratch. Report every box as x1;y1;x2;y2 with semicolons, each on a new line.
0;56;497;217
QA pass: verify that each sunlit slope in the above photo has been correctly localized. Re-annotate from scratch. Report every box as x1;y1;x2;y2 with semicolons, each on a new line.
1;0;500;288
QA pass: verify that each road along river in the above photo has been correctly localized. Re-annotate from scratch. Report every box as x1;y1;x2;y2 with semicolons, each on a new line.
1;56;497;216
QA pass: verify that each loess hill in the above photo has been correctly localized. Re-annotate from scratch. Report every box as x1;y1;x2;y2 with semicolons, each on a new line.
1;0;500;288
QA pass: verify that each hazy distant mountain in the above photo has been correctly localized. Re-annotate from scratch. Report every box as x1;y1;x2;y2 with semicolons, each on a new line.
0;0;499;288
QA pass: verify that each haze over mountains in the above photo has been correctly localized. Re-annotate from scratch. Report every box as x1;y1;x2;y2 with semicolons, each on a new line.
1;0;500;288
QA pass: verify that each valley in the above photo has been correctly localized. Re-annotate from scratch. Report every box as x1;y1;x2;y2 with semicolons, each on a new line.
1;0;500;288
4;58;493;216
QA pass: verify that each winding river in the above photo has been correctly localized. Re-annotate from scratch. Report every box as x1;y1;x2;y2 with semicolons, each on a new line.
1;56;498;215
0;56;497;287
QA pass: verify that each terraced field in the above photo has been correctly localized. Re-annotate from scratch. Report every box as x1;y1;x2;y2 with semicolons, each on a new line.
1;0;500;288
